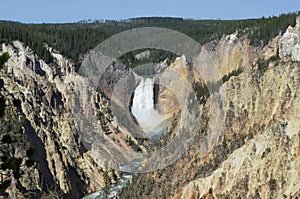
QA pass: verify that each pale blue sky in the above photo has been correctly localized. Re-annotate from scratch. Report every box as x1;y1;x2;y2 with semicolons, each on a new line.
1;0;299;23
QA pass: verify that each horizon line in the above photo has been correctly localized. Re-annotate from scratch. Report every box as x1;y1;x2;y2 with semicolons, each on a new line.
1;10;299;25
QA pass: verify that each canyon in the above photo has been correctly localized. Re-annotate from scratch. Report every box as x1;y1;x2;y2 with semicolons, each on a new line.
0;15;299;199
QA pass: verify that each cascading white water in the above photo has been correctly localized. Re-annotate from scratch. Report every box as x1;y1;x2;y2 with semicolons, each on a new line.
131;77;168;135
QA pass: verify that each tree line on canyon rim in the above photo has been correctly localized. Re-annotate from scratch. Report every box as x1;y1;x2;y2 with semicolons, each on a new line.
0;11;298;69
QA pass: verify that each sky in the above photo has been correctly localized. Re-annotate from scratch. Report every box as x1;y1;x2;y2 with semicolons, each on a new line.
1;0;300;23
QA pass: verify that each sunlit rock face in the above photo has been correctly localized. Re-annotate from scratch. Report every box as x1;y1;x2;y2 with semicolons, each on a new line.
0;41;105;198
279;16;300;61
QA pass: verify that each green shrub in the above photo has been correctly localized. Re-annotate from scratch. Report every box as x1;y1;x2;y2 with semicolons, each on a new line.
0;52;9;68
25;159;35;167
26;147;35;157
269;178;277;191
12;99;21;108
257;58;269;72
0;96;5;118
0;180;11;192
2;135;12;144
222;67;243;82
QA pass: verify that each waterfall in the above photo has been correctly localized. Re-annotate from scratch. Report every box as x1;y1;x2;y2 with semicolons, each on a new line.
131;77;168;135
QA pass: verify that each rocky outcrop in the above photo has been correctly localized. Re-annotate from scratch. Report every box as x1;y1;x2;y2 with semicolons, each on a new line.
154;56;187;116
195;32;255;82
135;50;151;60
80;50;141;108
279;16;300;61
263;35;280;59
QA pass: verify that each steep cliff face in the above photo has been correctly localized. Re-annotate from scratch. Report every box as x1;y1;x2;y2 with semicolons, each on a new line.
180;59;300;198
0;41;107;198
178;18;300;198
195;32;255;82
119;17;300;198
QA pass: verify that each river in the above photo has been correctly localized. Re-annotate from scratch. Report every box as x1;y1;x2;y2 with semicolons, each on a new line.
83;173;132;199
